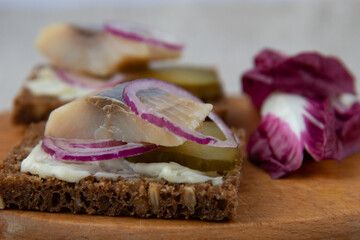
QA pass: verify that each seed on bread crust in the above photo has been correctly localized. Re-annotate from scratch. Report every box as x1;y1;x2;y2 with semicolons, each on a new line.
148;183;160;213
0;194;4;209
184;186;196;211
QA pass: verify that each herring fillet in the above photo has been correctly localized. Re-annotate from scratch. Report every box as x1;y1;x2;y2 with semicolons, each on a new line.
45;86;212;147
36;23;180;77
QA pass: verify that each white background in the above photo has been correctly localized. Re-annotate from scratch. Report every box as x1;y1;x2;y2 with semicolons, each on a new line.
1;0;360;111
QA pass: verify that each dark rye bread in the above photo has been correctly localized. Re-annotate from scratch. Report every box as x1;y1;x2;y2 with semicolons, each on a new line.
0;122;242;221
12;88;68;125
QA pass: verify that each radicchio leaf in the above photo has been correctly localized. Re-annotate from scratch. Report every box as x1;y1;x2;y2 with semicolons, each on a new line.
247;113;303;179
334;95;360;159
302;98;341;162
242;49;355;108
247;93;340;178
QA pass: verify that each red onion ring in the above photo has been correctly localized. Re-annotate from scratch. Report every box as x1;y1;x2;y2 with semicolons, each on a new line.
104;21;184;51
55;68;127;90
42;136;159;161
122;78;237;148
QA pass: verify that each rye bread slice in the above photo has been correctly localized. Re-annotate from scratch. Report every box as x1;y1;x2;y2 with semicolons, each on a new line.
0;122;242;221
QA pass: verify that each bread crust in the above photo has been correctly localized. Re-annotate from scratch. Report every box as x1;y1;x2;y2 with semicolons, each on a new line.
12;88;68;124
0;123;242;221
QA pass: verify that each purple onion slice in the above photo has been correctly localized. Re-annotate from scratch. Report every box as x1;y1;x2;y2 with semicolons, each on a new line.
122;78;237;148
104;21;184;51
42;136;159;161
55;67;127;90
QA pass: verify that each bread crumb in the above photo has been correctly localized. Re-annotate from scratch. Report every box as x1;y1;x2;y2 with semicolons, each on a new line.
0;195;5;209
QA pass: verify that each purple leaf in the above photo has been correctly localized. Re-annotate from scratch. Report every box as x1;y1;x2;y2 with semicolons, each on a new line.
247;113;303;179
242;49;355;108
302;98;341;162
334;96;360;159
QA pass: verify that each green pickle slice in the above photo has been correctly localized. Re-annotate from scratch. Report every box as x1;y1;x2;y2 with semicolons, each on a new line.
126;122;239;172
125;66;223;101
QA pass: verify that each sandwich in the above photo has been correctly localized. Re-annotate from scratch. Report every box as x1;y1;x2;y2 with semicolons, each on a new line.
12;22;223;124
1;78;242;221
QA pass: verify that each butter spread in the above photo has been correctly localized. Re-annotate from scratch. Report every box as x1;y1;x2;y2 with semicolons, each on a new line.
21;142;223;185
24;66;91;101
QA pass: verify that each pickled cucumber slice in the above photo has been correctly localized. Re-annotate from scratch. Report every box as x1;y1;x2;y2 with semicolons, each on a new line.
126;122;239;172
126;66;223;101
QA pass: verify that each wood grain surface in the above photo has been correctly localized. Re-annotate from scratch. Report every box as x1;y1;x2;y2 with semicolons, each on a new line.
1;97;360;240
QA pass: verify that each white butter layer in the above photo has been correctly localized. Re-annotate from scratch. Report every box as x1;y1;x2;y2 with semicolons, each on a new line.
24;66;91;101
21;142;222;185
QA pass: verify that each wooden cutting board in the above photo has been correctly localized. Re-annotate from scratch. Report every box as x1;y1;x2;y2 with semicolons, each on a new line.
1;97;360;240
